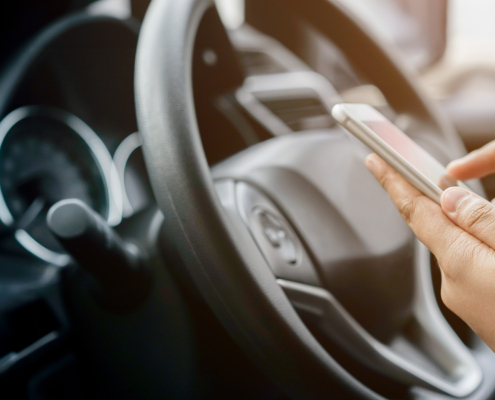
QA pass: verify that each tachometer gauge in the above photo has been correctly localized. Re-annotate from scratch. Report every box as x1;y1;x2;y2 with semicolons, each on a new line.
0;106;122;266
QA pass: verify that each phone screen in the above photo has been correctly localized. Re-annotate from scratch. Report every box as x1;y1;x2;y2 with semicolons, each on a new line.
363;120;457;190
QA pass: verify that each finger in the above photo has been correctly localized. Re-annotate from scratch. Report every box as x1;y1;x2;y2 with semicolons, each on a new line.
365;154;493;278
447;141;495;180
441;187;495;249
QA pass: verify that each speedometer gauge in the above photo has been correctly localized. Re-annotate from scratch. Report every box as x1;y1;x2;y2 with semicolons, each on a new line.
0;106;122;266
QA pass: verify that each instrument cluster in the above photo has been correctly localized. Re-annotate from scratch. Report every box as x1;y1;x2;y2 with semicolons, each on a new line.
0;105;153;265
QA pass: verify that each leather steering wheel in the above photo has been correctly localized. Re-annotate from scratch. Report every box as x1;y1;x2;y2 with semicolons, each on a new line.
135;0;495;398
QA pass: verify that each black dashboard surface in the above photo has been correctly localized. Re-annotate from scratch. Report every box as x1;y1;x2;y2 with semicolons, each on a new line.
0;2;465;399
0;3;390;398
0;10;159;399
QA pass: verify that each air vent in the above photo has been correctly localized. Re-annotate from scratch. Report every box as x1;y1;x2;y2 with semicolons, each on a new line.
236;72;341;136
257;93;334;131
0;299;61;374
237;50;286;76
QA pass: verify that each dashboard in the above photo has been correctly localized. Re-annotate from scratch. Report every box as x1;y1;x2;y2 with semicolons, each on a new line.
0;11;377;272
0;14;153;266
0;11;157;396
0;2;458;399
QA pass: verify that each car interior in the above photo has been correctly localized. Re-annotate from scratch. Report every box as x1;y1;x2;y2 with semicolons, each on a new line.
1;0;495;399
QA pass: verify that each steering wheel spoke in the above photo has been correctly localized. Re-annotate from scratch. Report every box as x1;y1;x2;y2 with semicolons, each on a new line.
278;240;482;397
136;0;491;397
215;169;482;396
212;128;484;397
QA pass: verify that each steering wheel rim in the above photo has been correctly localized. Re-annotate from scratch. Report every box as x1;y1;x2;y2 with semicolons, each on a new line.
135;0;486;398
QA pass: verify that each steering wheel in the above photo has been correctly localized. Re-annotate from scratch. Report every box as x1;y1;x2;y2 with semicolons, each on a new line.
135;0;494;398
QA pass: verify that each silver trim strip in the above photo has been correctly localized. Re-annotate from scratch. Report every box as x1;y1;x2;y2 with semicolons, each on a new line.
0;331;59;374
277;240;482;397
113;132;142;218
0;106;123;266
236;71;342;136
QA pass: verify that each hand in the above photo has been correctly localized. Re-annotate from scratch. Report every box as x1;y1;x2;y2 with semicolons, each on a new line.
447;141;495;182
365;153;495;351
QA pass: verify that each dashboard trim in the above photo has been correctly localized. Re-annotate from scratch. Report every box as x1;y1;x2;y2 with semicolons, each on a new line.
0;106;122;265
236;70;342;136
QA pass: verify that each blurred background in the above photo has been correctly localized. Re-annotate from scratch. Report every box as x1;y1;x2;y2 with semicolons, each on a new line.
1;1;495;398
5;0;495;154
214;0;495;152
213;0;495;198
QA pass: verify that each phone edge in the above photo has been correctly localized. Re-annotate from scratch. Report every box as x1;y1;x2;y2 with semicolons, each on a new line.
332;104;442;204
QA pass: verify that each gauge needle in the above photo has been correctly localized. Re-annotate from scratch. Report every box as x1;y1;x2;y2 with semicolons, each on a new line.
15;197;45;231
0;197;45;240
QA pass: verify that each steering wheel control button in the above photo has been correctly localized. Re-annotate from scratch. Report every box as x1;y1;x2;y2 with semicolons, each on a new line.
252;207;300;267
47;199;151;313
227;181;320;287
259;210;297;264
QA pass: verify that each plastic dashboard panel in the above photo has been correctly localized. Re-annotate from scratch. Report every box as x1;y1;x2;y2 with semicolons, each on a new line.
135;0;495;399
135;0;388;398
0;12;139;128
0;10;141;381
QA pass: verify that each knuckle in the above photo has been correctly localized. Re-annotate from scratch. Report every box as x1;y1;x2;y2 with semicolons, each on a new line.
461;201;492;230
438;232;482;282
440;285;456;312
437;234;467;280
396;196;418;224
377;169;393;190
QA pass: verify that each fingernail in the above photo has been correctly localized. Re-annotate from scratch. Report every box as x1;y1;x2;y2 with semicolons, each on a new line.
443;188;470;213
438;175;457;190
365;155;376;172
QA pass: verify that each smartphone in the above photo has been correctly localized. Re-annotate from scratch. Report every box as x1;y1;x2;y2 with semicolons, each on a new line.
331;103;470;204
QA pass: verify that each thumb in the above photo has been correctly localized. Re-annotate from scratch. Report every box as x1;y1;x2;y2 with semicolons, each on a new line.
442;187;495;248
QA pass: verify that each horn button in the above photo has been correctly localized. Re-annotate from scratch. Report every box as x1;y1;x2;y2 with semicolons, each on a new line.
215;133;416;343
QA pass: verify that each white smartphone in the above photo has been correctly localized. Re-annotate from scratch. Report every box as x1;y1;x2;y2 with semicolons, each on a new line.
331;103;470;204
